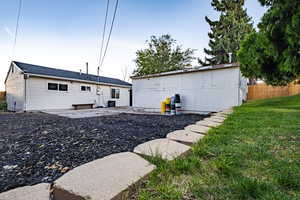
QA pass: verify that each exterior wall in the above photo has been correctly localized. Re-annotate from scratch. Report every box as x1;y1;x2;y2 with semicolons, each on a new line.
5;64;25;111
133;67;247;113
25;76;130;111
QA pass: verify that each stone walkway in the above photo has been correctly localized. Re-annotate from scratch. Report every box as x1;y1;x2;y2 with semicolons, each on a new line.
185;124;211;134
167;130;205;145
53;152;155;200
0;108;233;200
133;138;191;160
0;183;50;200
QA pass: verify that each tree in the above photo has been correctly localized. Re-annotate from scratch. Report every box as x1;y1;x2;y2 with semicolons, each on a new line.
133;35;195;76
199;0;254;66
238;0;300;86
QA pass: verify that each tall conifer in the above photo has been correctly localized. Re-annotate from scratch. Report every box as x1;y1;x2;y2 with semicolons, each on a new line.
199;0;254;66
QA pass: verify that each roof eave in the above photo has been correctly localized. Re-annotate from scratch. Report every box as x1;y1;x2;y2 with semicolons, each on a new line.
4;61;24;84
26;73;132;88
131;63;240;80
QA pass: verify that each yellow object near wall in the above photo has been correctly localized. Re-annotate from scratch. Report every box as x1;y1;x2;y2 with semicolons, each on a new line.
165;97;171;105
161;101;166;114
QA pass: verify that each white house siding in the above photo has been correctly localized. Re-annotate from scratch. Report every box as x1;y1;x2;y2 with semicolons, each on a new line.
25;76;130;111
132;67;247;113
5;64;25;111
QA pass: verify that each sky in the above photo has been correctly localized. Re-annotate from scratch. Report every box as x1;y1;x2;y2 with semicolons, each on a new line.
0;0;267;90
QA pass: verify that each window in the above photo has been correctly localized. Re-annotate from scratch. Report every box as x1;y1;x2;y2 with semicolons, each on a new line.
48;83;58;90
11;66;14;73
111;88;120;99
59;84;68;91
48;83;68;91
81;86;91;92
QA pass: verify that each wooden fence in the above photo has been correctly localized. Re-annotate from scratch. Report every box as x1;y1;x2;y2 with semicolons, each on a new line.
0;92;5;102
247;82;300;100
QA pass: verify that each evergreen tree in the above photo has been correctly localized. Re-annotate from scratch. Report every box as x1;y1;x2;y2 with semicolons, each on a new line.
199;0;254;66
238;0;300;86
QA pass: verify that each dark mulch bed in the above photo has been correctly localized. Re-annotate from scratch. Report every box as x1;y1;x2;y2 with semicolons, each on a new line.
0;112;206;193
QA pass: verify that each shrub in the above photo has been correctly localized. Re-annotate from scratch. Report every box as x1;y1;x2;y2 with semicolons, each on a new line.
0;102;7;111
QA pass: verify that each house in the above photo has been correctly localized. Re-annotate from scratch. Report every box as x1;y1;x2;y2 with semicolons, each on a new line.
131;63;248;113
5;61;132;112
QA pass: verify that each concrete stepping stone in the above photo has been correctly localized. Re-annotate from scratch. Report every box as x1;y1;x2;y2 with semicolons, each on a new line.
213;113;228;118
196;120;222;128
205;116;225;123
133;139;190;161
167;130;205;145
53;152;155;200
0;183;50;200
184;124;211;134
221;109;233;115
210;115;226;120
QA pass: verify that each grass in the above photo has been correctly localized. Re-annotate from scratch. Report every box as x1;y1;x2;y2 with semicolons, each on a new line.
135;95;300;200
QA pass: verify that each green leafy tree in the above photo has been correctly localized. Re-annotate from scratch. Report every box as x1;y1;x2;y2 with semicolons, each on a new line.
199;0;254;66
238;0;300;86
133;35;195;76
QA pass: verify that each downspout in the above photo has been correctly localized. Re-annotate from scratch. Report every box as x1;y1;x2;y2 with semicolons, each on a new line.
24;74;27;112
24;74;28;111
238;69;241;106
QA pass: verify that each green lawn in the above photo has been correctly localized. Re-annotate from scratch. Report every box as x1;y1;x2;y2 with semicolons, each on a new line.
135;95;300;200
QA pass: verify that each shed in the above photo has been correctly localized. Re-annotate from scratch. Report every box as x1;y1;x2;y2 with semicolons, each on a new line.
131;63;248;113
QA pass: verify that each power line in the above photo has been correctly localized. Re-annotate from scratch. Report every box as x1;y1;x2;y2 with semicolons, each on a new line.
98;0;110;72
99;0;119;69
12;0;23;60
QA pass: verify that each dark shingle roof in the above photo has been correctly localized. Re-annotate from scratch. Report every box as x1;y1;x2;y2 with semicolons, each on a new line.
13;61;131;87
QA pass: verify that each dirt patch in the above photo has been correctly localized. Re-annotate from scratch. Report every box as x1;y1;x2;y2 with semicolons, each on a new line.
0;112;206;193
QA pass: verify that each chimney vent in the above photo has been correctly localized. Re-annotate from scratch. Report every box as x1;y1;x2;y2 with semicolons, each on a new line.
86;62;89;74
228;53;233;63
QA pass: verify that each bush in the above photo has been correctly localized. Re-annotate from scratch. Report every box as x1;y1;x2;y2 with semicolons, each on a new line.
0;102;7;111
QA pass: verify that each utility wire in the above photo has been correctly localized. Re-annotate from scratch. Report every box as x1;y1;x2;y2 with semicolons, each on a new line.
12;0;23;60
99;0;119;68
98;0;110;72
97;0;111;107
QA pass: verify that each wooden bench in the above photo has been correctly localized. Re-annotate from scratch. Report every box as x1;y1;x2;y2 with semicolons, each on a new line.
72;103;94;110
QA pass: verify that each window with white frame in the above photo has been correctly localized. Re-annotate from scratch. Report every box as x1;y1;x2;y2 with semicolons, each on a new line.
59;84;68;91
111;88;120;99
81;85;91;92
48;83;68;91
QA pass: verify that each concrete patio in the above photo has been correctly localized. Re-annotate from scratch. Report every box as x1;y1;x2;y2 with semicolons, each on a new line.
42;107;159;118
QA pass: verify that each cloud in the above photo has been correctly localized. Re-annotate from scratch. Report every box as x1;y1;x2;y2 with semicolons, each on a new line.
4;26;14;38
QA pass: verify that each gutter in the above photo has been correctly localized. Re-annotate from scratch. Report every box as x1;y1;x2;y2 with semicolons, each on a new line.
131;63;239;80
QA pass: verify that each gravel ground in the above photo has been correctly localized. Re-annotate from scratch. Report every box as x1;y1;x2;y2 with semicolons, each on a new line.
0;112;206;193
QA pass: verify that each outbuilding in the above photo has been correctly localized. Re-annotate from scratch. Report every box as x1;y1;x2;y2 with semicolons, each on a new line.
131;63;248;113
5;61;132;111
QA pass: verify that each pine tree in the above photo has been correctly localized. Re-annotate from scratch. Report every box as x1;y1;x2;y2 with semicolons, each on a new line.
238;0;300;86
199;0;254;66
